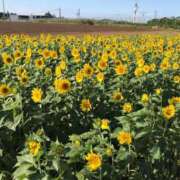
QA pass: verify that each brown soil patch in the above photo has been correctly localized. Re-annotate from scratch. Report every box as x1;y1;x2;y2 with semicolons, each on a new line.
0;22;179;35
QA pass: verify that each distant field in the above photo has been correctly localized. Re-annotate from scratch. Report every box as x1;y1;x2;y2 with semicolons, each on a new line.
0;21;179;34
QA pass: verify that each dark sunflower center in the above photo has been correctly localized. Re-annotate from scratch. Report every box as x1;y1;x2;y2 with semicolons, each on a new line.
22;77;27;83
2;87;9;94
6;57;12;63
38;61;42;65
86;69;92;74
62;83;69;90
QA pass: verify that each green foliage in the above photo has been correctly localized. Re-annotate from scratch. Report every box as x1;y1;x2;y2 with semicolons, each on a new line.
148;17;180;29
0;34;179;179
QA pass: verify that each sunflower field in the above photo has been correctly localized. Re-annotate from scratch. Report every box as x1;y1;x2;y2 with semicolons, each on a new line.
0;34;179;180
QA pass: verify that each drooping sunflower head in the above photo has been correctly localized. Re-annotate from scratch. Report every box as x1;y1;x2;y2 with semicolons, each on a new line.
155;88;161;95
76;70;84;83
31;88;43;103
80;99;92;112
16;66;27;77
112;91;123;102
54;79;71;94
122;103;133;113
27;140;41;156
141;93;149;104
173;75;180;84
101;119;110;130
96;72;104;83
44;67;52;76
160;59;170;71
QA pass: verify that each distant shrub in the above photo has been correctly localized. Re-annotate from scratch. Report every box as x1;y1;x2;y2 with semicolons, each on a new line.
148;17;180;29
81;19;95;25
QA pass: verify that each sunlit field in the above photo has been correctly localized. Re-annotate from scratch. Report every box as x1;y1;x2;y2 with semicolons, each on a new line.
0;34;179;179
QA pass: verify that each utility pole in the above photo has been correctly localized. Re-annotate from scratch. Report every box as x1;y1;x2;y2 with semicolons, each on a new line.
154;10;158;19
141;11;146;23
2;0;6;18
59;8;61;22
77;8;80;19
133;1;139;23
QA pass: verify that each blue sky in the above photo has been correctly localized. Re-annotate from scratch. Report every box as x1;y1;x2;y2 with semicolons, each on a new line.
1;0;179;19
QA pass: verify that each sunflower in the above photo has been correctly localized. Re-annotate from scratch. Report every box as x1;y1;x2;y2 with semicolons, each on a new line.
59;46;65;53
97;59;108;71
27;140;41;156
55;65;62;77
134;67;143;77
13;50;22;60
109;50;117;59
112;91;123;102
35;58;44;69
123;103;133;113
26;48;32;59
169;97;180;105
96;72;104;83
0;84;11;97
150;63;156;72
54;79;71;94
71;48;80;57
137;59;144;67
172;63;179;70
117;131;132;145
59;60;66;70
42;49;50;59
20;75;29;85
160;60;170;71
173;75;180;83
162;105;176;120
50;50;58;59
76;70;84;83
44;67;52;76
16;67;27;77
80;99;92;112
115;64;127;75
83;64;94;78
141;93;149;104
85;152;102;171
31;88;43;103
155;88;161;95
101;119;110;130
2;53;13;65
143;65;150;74
106;147;113;157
